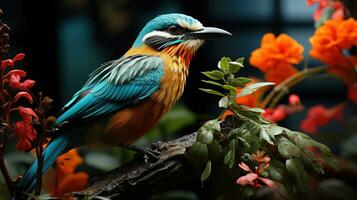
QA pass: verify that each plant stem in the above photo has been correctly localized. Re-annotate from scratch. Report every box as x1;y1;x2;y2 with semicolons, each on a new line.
35;144;43;195
262;66;327;108
0;128;14;197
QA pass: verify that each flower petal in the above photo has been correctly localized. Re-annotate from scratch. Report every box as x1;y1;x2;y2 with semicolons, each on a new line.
238;162;253;172
258;177;275;187
17;106;39;121
14;91;33;104
236;173;258;186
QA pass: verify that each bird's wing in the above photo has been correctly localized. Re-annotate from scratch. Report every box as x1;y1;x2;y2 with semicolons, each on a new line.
55;55;164;127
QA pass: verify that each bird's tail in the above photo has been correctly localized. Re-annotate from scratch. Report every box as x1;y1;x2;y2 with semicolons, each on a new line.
16;134;71;193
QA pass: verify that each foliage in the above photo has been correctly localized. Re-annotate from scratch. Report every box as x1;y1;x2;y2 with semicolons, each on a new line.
187;57;339;199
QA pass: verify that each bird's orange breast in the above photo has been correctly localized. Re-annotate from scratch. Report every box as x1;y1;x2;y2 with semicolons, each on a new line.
103;99;166;145
101;45;191;145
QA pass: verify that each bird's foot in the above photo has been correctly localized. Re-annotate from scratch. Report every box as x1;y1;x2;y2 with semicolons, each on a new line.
141;147;161;164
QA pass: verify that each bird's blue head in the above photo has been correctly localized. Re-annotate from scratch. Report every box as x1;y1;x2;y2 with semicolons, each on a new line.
132;13;231;52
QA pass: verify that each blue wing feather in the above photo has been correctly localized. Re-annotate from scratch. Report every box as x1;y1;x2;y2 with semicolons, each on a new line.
55;55;164;127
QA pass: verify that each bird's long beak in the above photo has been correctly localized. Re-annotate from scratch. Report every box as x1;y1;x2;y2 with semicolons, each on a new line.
183;27;232;40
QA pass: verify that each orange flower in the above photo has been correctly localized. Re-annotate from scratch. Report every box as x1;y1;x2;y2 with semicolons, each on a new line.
310;18;357;83
49;149;88;199
250;33;303;84
56;149;83;175
52;172;89;198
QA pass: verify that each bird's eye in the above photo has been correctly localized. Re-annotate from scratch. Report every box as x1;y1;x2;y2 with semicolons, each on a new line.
167;25;184;35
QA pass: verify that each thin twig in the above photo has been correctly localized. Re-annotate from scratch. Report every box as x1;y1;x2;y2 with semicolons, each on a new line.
262;66;326;108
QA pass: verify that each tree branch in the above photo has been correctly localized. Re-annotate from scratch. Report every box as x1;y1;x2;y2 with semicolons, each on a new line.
73;133;197;200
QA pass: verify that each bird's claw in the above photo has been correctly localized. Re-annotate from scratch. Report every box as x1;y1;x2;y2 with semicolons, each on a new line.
142;147;161;164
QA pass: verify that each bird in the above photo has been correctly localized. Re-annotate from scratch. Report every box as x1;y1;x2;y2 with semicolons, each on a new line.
16;13;231;193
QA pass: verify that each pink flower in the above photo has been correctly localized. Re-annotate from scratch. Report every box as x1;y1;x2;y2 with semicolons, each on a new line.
300;103;345;133
236;162;274;188
289;94;301;105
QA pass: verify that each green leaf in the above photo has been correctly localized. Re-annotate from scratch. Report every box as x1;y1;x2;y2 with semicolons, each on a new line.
278;139;302;159
236;82;275;98
197;129;214;144
260;127;274;145
202;80;223;87
219;96;229;108
236;57;244;65
223;84;237;92
204;119;221;132
224;149;233;167
202;70;225;80
238;137;251;149
285;158;309;191
201;161;212;182
187;142;208;169
199;88;225;97
270;125;284;136
268;166;284;182
208;140;222;161
219;57;231;71
231;77;251;87
240;105;265;113
228;61;243;73
224;139;238;168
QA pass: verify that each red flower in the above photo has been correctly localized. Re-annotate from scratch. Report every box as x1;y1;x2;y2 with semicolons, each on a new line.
1;53;25;71
3;69;35;90
17;106;39;122
12;107;39;151
348;83;357;104
263;107;287;123
307;0;344;21
300;103;345;133
13;121;37;151
13;91;33;104
263;95;304;123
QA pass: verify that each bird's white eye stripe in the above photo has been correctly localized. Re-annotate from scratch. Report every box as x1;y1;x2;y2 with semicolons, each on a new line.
142;31;179;42
176;19;203;31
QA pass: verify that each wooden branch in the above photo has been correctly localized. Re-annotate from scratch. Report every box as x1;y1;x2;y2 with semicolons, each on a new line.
73;133;197;200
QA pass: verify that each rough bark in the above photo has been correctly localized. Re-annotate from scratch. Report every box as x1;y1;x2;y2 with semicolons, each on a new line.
73;133;197;200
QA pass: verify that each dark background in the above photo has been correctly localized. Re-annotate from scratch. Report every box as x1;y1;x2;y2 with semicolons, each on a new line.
0;0;354;149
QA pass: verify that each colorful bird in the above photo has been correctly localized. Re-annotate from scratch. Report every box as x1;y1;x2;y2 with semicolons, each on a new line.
17;13;231;192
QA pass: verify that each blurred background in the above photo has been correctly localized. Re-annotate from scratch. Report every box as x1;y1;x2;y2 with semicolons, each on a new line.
0;0;356;199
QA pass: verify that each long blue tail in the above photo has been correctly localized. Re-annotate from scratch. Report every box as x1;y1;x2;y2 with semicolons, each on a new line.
16;134;71;193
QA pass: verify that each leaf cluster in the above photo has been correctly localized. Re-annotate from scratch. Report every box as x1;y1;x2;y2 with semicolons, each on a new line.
187;57;339;199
